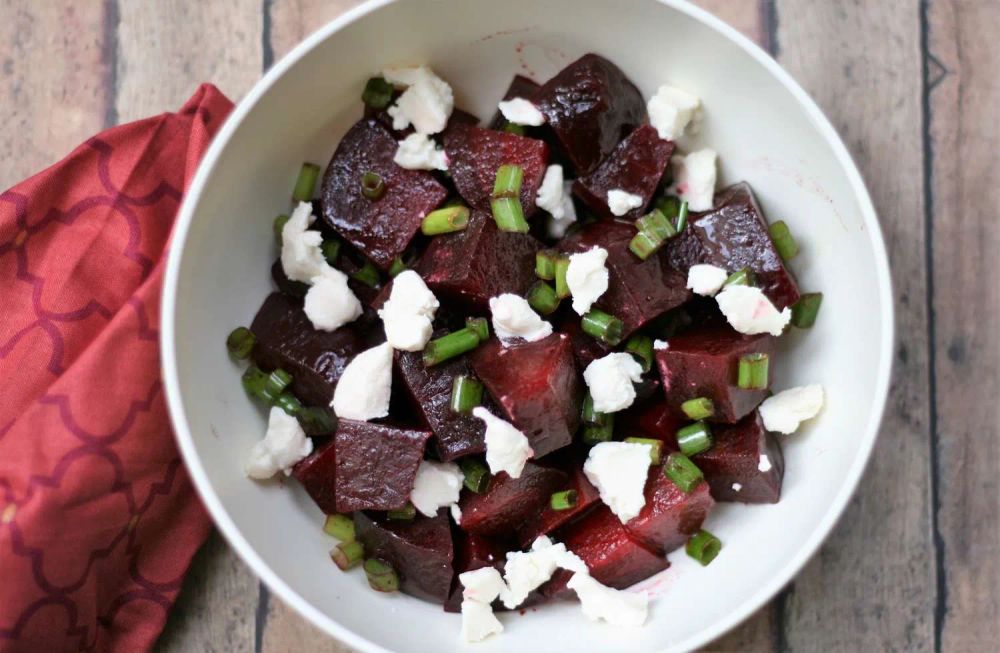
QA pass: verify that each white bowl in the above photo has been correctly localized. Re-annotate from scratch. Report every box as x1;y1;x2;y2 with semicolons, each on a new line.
162;1;893;651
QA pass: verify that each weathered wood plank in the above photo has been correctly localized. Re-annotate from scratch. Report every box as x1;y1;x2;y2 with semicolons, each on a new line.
266;0;365;66
772;1;936;650
926;1;1000;650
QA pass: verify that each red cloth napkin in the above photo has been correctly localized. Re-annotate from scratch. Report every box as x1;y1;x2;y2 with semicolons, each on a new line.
0;85;234;652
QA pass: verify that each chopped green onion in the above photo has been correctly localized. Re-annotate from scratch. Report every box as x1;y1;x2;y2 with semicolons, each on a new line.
331;540;365;570
769;220;799;260
663;452;704;493
686;529;722;566
323;514;355;541
275;392;302;416
636;209;678;241
273;214;290;245
298;406;337;435
554;256;571;299
582;419;614;444
364;558;400;592
460;458;491;493
737;353;770;390
241;366;268;401
791;292;823;328
581;309;625;346
493;163;523;196
490;164;529;232
625;334;654;372
465;317;490;342
351;261;380;288
656;195;681;221
360;171;386;200
321;239;341;265
550;490;578;511
526;281;560;315
450;375;484;414
677;421;713;457
423;328;482;366
226;326;256;360
263;368;293;400
629;229;665;260
362;76;394;109
723;268;756;288
535;250;558;280
681;397;715;421
503;121;526;136
581;394;611;427
387;503;416;520
388;257;407;277
421;205;470;235
292;163;321;203
674;200;689;233
623;437;663;464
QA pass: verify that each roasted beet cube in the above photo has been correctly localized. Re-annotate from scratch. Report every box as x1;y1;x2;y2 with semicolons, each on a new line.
443;123;549;216
458;463;567;537
695;410;784;503
417;211;540;311
354;511;454;603
489;75;543;129
560;221;691;337
624;469;714;554
291;440;337;514
572;125;674;220
270;260;308;298
444;532;508;612
517;465;600;548
617;398;684;446
333;420;430;512
250;293;366;408
470;334;582;457
533;54;646;174
321;119;448;269
655;326;775;424
666;182;801;309
558;506;669;589
560;318;612;369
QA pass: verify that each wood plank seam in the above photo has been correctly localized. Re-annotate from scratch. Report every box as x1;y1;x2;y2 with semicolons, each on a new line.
101;0;120;128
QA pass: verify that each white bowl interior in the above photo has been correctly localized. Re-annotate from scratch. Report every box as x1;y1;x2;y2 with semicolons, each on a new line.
164;1;892;651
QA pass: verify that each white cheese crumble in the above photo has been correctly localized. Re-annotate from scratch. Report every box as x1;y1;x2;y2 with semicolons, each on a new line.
607;189;644;216
472;406;533;479
566;246;609;315
653;339;669;350
647;85;702;141
383;65;454;135
583;441;652;523
410;459;464;517
759;384;825;434
548;180;579;238
393;132;448;171
489;293;553;345
497;97;546;126
686;264;729;297
715;285;791;336
378;270;440;351
330;342;393;420
461;599;504;643
500;536;587;609
450;503;463;524
758;454;773;473
566;572;649;627
460;567;506;604
583;353;644;413
245;407;314;479
732;482;743;492
303;267;363;332
536;165;578;240
670;149;717;212
280;201;327;283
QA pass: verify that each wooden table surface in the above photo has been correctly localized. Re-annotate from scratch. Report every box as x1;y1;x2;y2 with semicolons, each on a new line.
2;0;996;651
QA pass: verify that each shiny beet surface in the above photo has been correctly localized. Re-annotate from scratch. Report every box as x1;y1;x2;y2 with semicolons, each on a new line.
517;465;600;548
291;439;337;514
624;468;715;554
333;420;431;512
617;398;685;446
354;511;454;602
694;410;784;503
443;532;508;612
458;463;568;537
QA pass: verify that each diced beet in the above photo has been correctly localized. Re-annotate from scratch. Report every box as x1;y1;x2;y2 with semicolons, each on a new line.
560;318;612;369
560;221;691;337
655;326;775;423
443;123;549;216
624;468;714;554
666;182;801;309
250;292;366;408
533;54;646;175
321;119;448;269
489;75;543;129
572;125;674;220
458;463;567;537
517;465;600;548
354;511;454;603
695;410;784;503
444;532;508;612
271;260;308;298
617;398;684;447
333;420;430;513
470;334;582;457
291;440;337;514
417;210;540;311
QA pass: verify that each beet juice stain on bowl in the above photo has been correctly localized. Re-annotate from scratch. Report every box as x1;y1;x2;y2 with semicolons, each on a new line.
225;52;830;644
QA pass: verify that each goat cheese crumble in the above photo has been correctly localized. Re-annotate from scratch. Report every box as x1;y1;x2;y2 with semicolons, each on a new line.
607;189;644;216
566;246;609;315
280;201;327;283
244;407;313;479
759;385;825;434
472;406;533;479
686;264;729;297
497;97;546;126
489;293;552;345
500;537;586;609
715;284;791;336
393;132;448;171
410;459;463;517
535;165;578;238
461;599;504;643
378;270;440;351
583;353;644;413
566;572;649;627
583;441;652;523
647;85;702;141
653;339;669;350
670;149;717;211
330;342;393;420
758;454;773;473
383;65;454;135
303;267;363;332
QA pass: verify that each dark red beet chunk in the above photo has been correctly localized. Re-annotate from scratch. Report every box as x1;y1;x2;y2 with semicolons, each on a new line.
624;469;714;554
354;511;454;603
417;210;541;311
489;75;543;129
572;125;674;220
291;440;337;514
458;463;567;537
560;221;691;338
655;326;775;424
470;334;582;458
321;119;448;269
333;420;430;512
250;292;366;408
666;182;801;309
617;398;684;446
560;318;612;369
443;123;549;216
444;533;507;612
533;54;646;175
695;410;784;503
517;465;600;548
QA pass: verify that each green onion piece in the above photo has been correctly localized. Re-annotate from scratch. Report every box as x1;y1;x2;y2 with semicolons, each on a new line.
241;366;269;401
364;558;400;592
737;353;770;390
685;529;722;566
388;257;407;277
226;326;256;360
323;514;355;541
387;503;417;520
273;214;290;246
581;309;625;346
582;419;614;445
791;292;823;328
503;121;526;136
450;375;483;414
656;195;681;221
460;458;492;493
264;368;293;398
465;317;490;342
423;328;482;366
681;397;715;421
550;490;578;511
321;239;341;265
274;392;302;416
674;200;689;233
331;540;365;570
292;162;321;203
351;261;380;288
723;268;756;288
361;76;393;109
623;437;663;465
493;163;523;196
298;406;337;435
636;209;678;241
535;250;558;280
629;229;665;260
526;281;560;315
663;452;704;493
421;205;470;235
360;171;386;201
490;164;529;232
580;394;611;428
625;334;654;372
554;257;571;299
769;220;799;260
677;421;713;457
